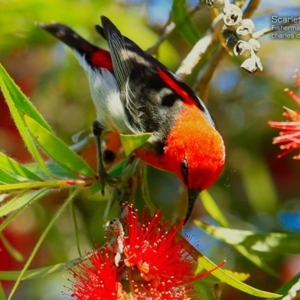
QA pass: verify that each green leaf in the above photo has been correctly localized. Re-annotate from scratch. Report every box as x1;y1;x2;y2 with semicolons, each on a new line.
0;169;20;184
0;64;51;175
172;0;201;45
195;220;300;255
201;190;230;227
141;164;157;214
240;155;278;213
108;157;130;177
0;189;49;217
0;233;23;262
276;272;300;296
24;114;95;177
0;152;42;181
0;283;5;300
88;181;102;195
0;252;90;281
0;263;66;281
45;162;81;179
197;256;281;298
0;65;52;131
119;133;152;156
70;201;82;256
22;161;79;180
216;268;250;282
8;189;79;300
200;191;278;277
0;180;79;193
0;202;30;233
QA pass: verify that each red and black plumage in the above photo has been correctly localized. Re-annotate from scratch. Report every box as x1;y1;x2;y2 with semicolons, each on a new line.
38;16;225;223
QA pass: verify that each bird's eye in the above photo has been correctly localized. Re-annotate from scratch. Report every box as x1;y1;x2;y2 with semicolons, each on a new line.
161;92;178;107
180;158;188;185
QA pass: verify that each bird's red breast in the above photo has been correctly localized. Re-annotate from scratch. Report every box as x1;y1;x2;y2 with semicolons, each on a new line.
135;104;225;190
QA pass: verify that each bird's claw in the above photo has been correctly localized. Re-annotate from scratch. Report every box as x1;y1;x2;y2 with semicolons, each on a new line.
99;171;121;195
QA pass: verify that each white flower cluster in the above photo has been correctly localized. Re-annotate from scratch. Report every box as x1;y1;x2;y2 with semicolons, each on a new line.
206;0;263;73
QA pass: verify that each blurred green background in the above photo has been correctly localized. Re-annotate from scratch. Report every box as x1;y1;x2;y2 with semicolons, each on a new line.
1;0;300;299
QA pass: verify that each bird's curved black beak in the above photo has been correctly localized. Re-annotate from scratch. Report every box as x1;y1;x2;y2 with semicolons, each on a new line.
184;188;199;224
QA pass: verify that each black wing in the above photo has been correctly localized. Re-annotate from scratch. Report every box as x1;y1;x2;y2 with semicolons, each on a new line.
98;16;214;135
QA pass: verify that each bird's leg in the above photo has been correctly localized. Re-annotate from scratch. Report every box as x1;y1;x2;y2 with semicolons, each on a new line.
92;120;106;194
92;120;119;195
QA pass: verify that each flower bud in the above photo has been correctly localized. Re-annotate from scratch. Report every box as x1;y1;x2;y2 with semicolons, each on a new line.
226;32;238;49
241;18;255;32
221;25;234;39
233;40;252;58
223;4;243;30
248;38;261;52
241;55;263;73
236;25;253;41
206;0;225;8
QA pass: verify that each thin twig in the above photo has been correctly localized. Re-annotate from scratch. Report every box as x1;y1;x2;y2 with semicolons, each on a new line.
191;0;262;99
223;0;232;15
147;13;173;55
253;21;299;39
147;5;201;55
194;45;226;101
175;13;224;80
243;0;261;19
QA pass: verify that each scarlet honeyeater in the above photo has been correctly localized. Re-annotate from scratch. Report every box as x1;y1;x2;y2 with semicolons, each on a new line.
38;16;225;223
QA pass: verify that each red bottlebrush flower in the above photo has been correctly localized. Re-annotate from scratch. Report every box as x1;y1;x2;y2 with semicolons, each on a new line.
67;246;125;300
123;205;219;299
66;205;223;299
269;72;300;160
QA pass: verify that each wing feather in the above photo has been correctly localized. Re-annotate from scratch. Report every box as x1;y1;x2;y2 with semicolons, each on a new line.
100;16;215;135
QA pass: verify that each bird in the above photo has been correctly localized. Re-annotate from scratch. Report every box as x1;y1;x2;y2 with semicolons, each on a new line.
37;16;225;223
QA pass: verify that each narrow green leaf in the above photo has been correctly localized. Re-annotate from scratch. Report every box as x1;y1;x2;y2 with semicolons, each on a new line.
23;161;79;180
0;189;49;217
0;180;80;193
200;191;278;277
108;157;130;177
0;169;20;184
0;199;34;233
0;233;23;262
197;256;281;298
196;258;250;282
0;64;51;175
0;64;52;131
8;189;79;300
46;162;80;179
0;152;42;181
201;190;230;227
104;158;140;221
276;272;300;296
0;253;90;281
24;114;95;177
141;164;157;214
195;221;300;255
119;133;152;156
215;268;250;282
172;0;201;45
240;155;278;213
0;282;5;300
70;201;82;256
88;181;102;195
235;245;278;277
0;263;66;281
89;157;133;195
